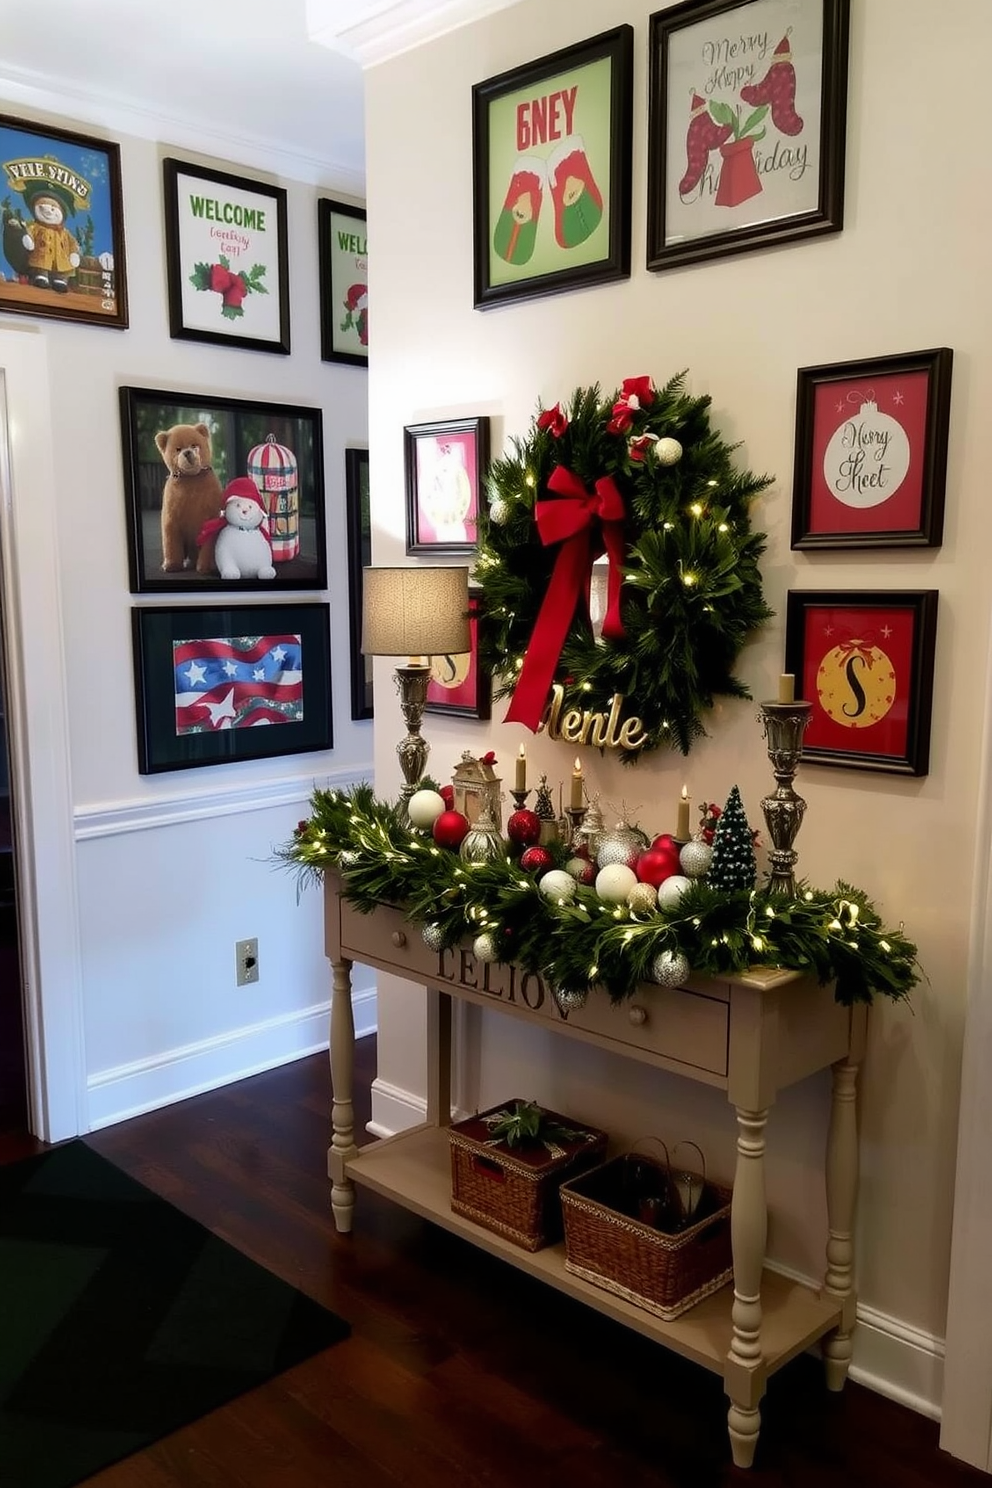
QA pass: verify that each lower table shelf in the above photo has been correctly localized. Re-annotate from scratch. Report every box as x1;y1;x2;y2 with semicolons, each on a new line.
345;1123;843;1379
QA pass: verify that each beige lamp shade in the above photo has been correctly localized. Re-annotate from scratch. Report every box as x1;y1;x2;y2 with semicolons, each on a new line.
362;565;471;657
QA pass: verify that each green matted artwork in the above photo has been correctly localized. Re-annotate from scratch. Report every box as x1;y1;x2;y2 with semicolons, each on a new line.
472;26;633;308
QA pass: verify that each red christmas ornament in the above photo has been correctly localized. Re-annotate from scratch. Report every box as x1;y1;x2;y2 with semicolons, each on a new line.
651;833;681;854
432;809;470;850
636;845;682;888
507;808;542;846
520;845;554;874
439;785;455;810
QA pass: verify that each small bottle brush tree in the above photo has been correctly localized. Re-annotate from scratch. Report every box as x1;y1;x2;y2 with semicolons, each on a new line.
706;785;757;892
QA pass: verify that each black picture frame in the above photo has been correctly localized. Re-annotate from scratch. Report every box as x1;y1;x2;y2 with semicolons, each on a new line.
0;112;128;329
472;25;633;309
163;157;290;354
131;602;332;774
345;448;373;720
647;0;850;272
785;589;938;776
120;386;327;594
791;348;954;550
425;591;492;719
318;198;368;366
404;417;490;556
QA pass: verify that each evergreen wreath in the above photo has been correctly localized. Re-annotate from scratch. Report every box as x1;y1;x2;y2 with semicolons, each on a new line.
475;373;773;761
281;785;920;1010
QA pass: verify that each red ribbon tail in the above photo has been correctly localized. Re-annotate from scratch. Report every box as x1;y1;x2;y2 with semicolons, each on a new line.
504;533;590;731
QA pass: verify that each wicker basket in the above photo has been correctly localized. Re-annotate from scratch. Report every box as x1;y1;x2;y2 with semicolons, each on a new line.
449;1100;608;1252
560;1150;733;1320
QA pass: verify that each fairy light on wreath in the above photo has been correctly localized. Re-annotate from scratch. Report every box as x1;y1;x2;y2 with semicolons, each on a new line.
475;373;773;761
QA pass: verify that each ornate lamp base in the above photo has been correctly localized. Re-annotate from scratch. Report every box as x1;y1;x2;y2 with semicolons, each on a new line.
394;664;431;823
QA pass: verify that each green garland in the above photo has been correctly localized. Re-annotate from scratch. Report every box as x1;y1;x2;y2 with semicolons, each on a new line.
475;373;773;761
281;785;919;1009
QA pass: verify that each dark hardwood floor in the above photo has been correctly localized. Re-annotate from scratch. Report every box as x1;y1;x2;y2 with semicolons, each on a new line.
1;1039;983;1487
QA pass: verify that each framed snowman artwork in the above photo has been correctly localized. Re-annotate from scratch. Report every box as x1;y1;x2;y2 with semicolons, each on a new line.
791;348;953;549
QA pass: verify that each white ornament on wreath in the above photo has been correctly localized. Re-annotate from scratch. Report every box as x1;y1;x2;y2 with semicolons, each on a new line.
650;949;691;987
473;932;499;963
488;495;510;525
680;839;713;878
655;437;683;466
595;863;638;904
539;869;577;903
407;789;447;829
657;874;692;909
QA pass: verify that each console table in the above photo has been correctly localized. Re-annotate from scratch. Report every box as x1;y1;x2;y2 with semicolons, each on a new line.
323;872;866;1469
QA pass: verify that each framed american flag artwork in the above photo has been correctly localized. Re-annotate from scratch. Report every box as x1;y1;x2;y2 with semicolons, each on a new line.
131;602;332;773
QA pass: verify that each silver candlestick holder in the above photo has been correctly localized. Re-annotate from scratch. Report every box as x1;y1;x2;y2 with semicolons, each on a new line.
759;698;814;896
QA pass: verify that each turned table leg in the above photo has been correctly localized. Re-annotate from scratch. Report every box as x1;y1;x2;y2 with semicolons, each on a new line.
725;1105;770;1469
328;955;359;1233
822;1054;861;1388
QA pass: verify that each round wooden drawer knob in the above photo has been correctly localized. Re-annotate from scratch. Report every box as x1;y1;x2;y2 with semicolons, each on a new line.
628;1005;648;1027
391;930;407;948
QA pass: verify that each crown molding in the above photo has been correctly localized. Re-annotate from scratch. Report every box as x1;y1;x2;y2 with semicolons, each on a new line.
0;61;365;192
306;0;523;68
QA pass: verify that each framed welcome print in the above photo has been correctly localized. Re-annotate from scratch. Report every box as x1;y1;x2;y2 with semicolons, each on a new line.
426;593;491;719
472;25;633;308
131;602;332;773
0;113;128;328
785;590;938;776
318;198;368;366
404;417;490;556
163;158;290;353
791;348;954;549
647;0;849;272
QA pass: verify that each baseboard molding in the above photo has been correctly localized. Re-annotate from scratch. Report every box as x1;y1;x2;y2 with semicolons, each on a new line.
366;1089;945;1420
88;981;377;1130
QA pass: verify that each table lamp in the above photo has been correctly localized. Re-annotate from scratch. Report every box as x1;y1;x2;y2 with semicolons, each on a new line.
362;565;471;820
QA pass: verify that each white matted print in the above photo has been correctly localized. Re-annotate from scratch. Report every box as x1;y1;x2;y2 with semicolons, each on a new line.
163;158;290;354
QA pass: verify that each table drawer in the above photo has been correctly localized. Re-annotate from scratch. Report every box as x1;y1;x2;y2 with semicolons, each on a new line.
564;983;730;1076
338;897;441;980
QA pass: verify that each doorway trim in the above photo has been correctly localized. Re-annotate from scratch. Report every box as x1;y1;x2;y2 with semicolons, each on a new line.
0;329;86;1142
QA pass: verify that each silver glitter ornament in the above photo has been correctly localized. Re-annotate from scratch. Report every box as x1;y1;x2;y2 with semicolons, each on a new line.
656;437;683;466
595;821;649;870
679;838;713;879
650;949;691;987
422;922;447;952
473;932;498;963
553;986;589;1017
488;496;510;525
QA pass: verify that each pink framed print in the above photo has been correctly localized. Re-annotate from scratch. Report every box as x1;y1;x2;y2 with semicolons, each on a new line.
425;593;491;719
404;417;489;556
791;348;953;549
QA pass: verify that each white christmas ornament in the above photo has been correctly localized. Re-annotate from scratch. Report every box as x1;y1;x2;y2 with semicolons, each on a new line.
822;396;911;510
407;789;447;828
488;496;510;525
650;949;690;987
657;874;692;909
595;863;638;904
473;932;498;963
679;839;713;878
655;437;683;466
539;869;577;903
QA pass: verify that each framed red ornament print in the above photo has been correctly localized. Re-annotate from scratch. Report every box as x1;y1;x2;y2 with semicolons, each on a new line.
792;348;953;548
785;590;938;776
425;592;491;719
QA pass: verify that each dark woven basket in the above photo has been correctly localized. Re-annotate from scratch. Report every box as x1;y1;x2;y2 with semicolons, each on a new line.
560;1150;733;1319
449;1100;608;1252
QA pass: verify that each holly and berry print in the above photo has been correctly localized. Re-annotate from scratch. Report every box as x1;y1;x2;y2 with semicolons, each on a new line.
189;255;269;321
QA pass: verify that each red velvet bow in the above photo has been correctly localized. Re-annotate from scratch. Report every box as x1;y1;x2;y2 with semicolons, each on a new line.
504;464;627;732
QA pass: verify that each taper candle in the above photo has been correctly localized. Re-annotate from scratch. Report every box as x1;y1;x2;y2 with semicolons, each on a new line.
570;757;584;810
515;744;527;792
676;785;691;840
778;673;796;704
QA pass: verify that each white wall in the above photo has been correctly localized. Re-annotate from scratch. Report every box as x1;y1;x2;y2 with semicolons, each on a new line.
363;0;992;1419
0;99;375;1133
